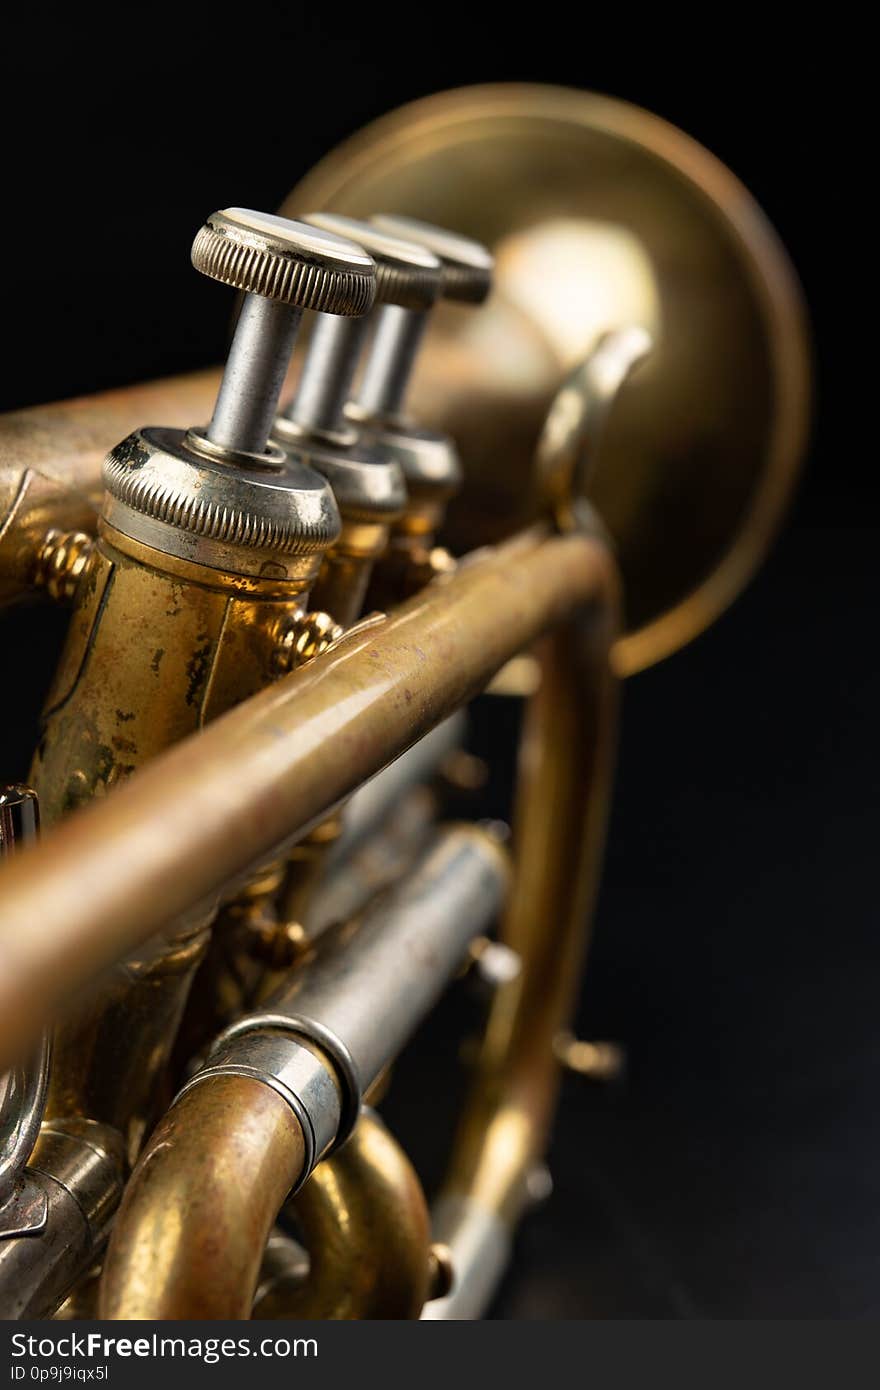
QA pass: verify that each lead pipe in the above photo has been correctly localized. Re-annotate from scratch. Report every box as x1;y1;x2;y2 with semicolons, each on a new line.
0;526;617;1072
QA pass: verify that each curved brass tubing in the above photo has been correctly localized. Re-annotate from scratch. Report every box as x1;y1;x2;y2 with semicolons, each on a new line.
255;1112;431;1320
99;1075;306;1319
0;371;222;608
51;527;617;1323
428;598;618;1312
0;526;616;1073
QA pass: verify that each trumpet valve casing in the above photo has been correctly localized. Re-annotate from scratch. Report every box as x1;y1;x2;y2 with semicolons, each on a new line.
31;425;341;823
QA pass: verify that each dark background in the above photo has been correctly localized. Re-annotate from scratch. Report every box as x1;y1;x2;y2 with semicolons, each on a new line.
2;21;866;1317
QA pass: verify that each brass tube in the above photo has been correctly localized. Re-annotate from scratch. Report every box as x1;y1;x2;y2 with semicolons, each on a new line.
426;605;618;1317
255;1112;431;1320
99;1074;306;1319
0;526;616;1072
0;370;222;606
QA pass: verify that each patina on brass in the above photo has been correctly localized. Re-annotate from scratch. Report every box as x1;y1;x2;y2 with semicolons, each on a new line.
0;526;615;1074
19;202;366;1165
0;87;812;1321
256;1111;431;1320
0;371;221;607
100;824;510;1320
2;86;809;673
28;520;321;1161
423;609;616;1317
285;83;811;672
99;1074;306;1319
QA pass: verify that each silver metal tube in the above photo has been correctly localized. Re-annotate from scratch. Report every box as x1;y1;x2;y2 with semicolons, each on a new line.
328;713;465;866
0;1172;93;1318
420;1194;511;1320
207;296;303;454
304;784;436;940
267;825;509;1102
0;1123;124;1318
208;825;510;1176
286;314;371;436
356;305;429;418
0;1039;50;1207
0;786;49;1216
0;786;39;851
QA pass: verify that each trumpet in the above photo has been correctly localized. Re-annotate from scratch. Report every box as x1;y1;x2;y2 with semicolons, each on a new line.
0;84;810;1321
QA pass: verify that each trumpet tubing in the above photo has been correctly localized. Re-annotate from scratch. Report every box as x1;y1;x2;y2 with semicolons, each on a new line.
0;84;810;1321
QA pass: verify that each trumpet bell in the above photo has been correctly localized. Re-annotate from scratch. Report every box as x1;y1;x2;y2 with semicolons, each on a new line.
284;83;811;673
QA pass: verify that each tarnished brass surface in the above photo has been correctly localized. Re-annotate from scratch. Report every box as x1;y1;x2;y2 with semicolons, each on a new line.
31;530;308;822
286;83;811;672
309;519;390;628
0;526;616;1072
1;87;809;667
43;924;209;1167
258;1112;431;1319
27;521;312;1153
0;371;221;607
0;92;809;1316
438;605;617;1247
99;1074;306;1319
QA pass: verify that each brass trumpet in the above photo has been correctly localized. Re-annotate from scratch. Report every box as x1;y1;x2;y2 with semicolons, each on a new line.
0;84;810;1321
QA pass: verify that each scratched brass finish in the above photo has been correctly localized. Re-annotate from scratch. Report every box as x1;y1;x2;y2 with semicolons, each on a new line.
99;1074;307;1319
286;83;810;672
28;521;312;1156
261;1112;431;1319
0;371;221;607
90;558;616;1323
0;527;613;1073
0;89;811;1322
44;926;210;1168
447;617;616;1225
308;518;392;626
30;532;307;824
1;89;810;669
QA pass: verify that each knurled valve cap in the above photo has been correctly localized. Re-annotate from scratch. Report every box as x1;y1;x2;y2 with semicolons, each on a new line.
98;208;385;582
190;210;376;461
302;212;442;311
191;209;377;317
273;214;444;524
369;215;493;304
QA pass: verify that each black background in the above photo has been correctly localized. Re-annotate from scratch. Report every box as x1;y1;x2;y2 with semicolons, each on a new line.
1;18;867;1317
